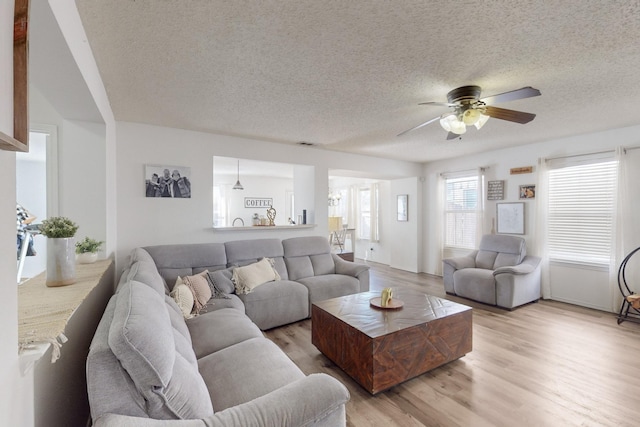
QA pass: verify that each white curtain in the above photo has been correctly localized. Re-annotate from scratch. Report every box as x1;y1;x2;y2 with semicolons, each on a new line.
346;185;358;230
475;168;485;243
535;157;551;299
435;173;445;276
610;146;640;312
370;183;380;242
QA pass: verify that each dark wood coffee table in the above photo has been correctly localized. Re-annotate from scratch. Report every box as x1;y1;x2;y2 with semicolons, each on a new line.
311;289;472;394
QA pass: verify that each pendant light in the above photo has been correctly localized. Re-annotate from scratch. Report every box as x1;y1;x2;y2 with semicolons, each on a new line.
232;160;244;190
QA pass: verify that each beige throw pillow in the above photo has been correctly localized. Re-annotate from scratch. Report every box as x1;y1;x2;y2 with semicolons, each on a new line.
170;282;195;318
182;274;212;314
232;258;281;294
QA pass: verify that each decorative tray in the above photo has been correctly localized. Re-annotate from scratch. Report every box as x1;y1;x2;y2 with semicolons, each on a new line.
369;297;404;310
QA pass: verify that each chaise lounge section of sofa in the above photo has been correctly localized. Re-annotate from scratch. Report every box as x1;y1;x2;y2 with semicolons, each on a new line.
87;236;369;426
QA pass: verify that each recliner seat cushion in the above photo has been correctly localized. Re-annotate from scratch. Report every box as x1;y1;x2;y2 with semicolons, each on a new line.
298;274;360;305
453;268;496;305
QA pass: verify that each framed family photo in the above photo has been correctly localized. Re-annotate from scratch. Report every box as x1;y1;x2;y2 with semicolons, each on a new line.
145;165;192;198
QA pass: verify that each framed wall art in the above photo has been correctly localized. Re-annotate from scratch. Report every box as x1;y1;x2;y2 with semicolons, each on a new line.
487;180;505;200
397;194;408;221
145;164;192;198
496;202;524;234
519;184;536;199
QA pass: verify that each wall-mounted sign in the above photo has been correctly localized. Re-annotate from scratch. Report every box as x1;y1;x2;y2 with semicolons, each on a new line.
510;166;533;175
244;198;273;208
487;180;505;200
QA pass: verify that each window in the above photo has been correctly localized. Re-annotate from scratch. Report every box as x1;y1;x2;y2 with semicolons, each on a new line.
443;172;481;254
547;158;617;266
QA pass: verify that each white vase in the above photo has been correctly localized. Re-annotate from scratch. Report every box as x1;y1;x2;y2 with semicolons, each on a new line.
46;237;76;287
77;252;98;264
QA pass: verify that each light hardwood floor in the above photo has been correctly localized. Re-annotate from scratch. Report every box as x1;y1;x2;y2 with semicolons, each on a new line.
265;261;640;427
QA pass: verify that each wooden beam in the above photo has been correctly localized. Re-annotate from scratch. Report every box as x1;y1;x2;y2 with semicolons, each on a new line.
8;0;30;151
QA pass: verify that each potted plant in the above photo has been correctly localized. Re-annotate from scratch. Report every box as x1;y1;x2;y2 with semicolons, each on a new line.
75;237;103;264
40;216;79;287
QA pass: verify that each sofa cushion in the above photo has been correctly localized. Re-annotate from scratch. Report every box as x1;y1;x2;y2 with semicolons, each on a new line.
199;294;245;314
87;297;148;420
283;236;336;280
123;258;168;296
225;239;288;280
144;243;228;291
476;234;526;269
186;308;263;358
232;258;281;294
237;280;309;330
453;268;496;305
109;281;213;419
198;337;305;411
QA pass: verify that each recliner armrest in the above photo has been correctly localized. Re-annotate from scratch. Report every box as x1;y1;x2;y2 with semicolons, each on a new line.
442;253;477;271
332;254;369;278
493;255;541;276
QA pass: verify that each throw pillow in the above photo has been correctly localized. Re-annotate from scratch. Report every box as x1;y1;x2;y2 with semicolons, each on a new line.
182;274;212;314
232;257;281;294
170;282;195;318
205;268;234;297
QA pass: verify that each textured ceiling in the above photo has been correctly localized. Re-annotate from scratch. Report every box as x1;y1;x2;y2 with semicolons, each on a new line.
74;0;640;163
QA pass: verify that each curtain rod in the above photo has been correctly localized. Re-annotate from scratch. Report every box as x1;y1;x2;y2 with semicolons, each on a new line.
439;166;488;177
543;145;640;162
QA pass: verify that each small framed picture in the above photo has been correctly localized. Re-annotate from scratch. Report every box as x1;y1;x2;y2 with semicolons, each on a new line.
145;164;192;198
397;194;408;221
519;185;536;199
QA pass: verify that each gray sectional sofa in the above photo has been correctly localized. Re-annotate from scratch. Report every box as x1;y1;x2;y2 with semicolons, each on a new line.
87;236;369;426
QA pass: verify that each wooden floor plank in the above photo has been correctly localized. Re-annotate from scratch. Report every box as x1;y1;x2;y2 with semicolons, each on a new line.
264;261;640;427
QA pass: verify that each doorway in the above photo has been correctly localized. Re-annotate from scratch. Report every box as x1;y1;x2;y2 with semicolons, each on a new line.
16;125;58;281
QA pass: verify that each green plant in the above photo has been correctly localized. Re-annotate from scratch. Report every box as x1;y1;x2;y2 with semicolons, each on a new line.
40;216;78;238
75;237;104;254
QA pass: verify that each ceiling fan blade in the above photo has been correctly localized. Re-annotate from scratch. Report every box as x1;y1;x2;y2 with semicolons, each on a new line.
446;132;460;140
397;116;440;137
418;101;456;107
480;86;541;105
484;106;536;124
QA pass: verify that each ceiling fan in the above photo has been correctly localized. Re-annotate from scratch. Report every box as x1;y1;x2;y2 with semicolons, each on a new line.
398;85;541;139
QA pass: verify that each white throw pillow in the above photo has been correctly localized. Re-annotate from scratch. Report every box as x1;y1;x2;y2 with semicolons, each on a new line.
232;258;281;294
170;281;195;318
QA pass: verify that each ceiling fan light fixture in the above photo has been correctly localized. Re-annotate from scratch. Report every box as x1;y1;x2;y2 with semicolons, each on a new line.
450;119;467;135
474;113;490;130
462;108;481;125
439;113;456;132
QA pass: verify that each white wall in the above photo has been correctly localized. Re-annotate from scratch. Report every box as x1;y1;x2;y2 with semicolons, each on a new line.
58;119;107;247
422;124;640;310
115;121;422;270
390;177;422;272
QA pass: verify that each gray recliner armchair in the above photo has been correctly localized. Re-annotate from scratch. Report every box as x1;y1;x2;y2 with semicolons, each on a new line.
442;234;541;309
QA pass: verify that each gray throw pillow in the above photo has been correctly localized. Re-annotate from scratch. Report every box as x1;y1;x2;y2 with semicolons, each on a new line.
206;268;234;297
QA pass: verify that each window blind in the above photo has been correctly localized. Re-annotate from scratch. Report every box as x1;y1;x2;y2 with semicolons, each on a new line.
547;159;617;266
444;174;479;250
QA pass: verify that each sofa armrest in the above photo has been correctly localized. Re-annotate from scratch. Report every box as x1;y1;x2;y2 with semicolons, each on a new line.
442;253;477;271
94;374;349;427
493;256;541;276
332;254;369;277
